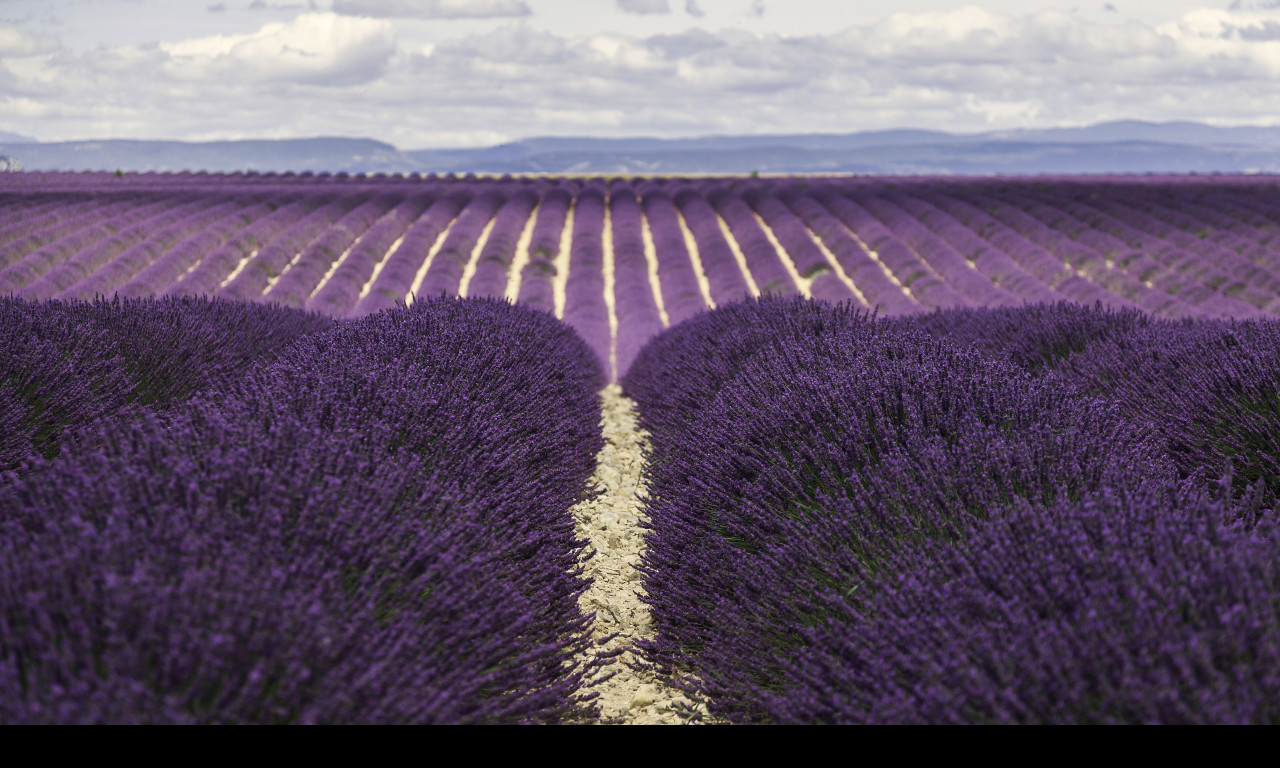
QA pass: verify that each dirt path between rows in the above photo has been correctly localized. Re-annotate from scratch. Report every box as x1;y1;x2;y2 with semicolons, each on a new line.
572;384;711;724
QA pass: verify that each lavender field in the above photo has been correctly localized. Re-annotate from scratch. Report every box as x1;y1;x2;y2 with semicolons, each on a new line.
5;171;1280;380
2;172;1280;723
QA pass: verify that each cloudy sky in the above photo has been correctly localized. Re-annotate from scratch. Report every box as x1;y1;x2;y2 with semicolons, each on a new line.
2;0;1280;147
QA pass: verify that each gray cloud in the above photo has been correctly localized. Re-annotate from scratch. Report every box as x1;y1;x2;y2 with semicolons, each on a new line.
748;0;764;18
333;0;531;18
685;0;704;17
248;1;315;9
1227;20;1280;40
616;0;670;14
646;28;724;58
207;2;227;12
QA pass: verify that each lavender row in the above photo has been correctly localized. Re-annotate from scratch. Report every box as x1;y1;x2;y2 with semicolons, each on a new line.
997;184;1246;315
304;193;435;317
671;186;753;306
1;295;606;723
907;298;1277;487
635;184;708;326
10;176;1280;325
1190;189;1280;261
884;191;1062;304
608;181;666;381
904;300;1151;375
20;197;222;300
956;190;1190;316
846;191;1019;307
465;187;541;300
415;189;507;300
0;197;76;249
560;183;611;377
1114;192;1280;284
115;201;273;298
1026;189;1262;317
706;185;798;297
216;196;360;302
158;199;319;298
811;189;966;310
352;189;472;317
515;184;574;314
742;189;857;304
0;197;114;268
1025;194;1225;315
262;194;403;308
623;296;1280;723
774;477;1278;724
0;294;332;482
1071;190;1280;310
12;198;204;301
1055;316;1280;501
778;192;919;316
62;198;258;301
0;197;158;293
911;190;1130;311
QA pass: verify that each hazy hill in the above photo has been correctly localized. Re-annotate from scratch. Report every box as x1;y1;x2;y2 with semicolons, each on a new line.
4;121;1280;175
0;138;413;174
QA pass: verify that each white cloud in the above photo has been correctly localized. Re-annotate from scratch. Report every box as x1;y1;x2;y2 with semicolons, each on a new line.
332;0;531;18
160;12;396;86
0;24;58;57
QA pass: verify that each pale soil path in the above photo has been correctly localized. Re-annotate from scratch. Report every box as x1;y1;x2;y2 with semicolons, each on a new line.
262;248;303;294
216;248;257;290
572;384;711;725
405;215;458;306
309;229;365;298
675;208;715;310
713;211;762;298
799;219;870;307
836;215;915;300
639;206;670;328
356;232;406;303
602;192;619;382
751;210;811;298
504;201;541;304
553;199;576;320
457;216;499;298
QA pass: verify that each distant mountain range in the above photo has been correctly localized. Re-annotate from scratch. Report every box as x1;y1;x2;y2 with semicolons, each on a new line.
5;121;1280;175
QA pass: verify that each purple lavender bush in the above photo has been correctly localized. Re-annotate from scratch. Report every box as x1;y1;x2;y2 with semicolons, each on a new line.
514;184;573;315
622;294;871;444
902;300;1152;374
1058;316;1280;502
0;295;331;483
0;296;607;723
626;296;1173;723
561;183;611;377
769;476;1280;723
59;295;335;407
0;297;131;476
